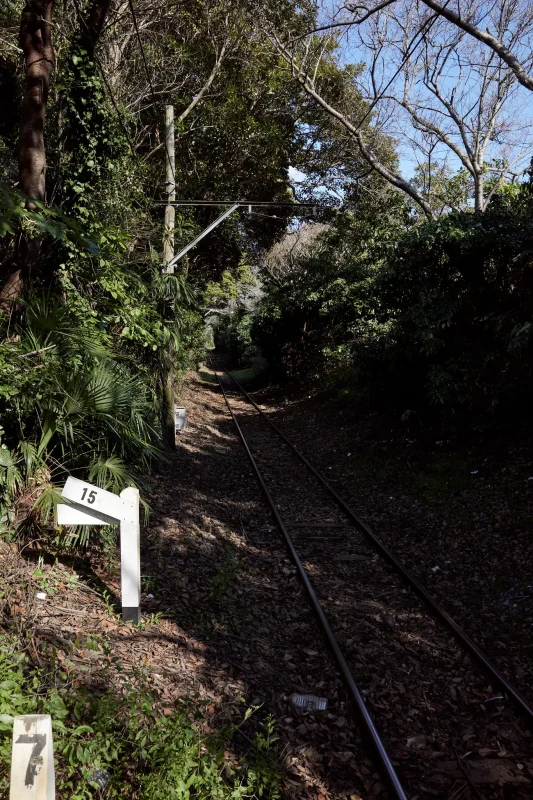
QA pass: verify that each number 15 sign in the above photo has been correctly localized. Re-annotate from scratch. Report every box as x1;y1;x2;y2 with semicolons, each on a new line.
57;477;141;623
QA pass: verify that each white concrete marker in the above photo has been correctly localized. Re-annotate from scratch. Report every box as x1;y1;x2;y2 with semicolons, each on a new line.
10;715;55;800
119;487;141;624
58;478;141;623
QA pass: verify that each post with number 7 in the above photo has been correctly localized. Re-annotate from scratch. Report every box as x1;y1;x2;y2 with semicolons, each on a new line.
58;477;141;623
10;715;55;800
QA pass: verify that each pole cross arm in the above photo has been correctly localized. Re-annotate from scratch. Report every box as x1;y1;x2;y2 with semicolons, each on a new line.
166;203;240;270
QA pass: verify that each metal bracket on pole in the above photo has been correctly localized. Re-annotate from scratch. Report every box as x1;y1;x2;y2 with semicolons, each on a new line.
165;203;240;270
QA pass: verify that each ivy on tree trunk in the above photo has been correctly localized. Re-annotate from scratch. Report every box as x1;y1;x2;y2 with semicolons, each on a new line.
0;0;55;302
0;0;113;302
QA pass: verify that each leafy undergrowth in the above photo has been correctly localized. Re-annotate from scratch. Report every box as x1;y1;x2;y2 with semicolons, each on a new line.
0;547;281;800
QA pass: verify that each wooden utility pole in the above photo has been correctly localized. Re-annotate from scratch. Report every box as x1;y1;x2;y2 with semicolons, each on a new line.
163;105;175;269
162;105;176;449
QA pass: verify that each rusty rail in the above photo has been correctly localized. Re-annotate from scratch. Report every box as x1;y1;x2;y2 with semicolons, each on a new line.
214;368;409;800
222;368;533;726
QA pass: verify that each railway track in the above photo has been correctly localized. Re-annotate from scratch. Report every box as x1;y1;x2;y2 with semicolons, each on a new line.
212;364;533;800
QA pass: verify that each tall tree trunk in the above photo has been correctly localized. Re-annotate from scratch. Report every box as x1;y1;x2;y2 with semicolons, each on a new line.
80;0;113;57
0;0;55;302
0;0;112;302
473;169;485;212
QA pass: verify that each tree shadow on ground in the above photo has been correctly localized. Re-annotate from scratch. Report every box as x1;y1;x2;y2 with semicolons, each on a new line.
127;372;372;799
131;371;533;800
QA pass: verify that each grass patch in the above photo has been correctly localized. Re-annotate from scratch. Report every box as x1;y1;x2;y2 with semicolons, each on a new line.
410;455;476;506
0;636;281;799
0;545;281;799
229;362;269;387
198;367;218;384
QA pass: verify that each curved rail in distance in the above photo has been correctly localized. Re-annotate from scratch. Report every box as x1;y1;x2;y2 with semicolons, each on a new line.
213;368;409;800
222;368;533;725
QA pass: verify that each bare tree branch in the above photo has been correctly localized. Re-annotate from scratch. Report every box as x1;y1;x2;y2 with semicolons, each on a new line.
290;0;397;40
420;0;533;91
176;39;229;124
272;34;436;218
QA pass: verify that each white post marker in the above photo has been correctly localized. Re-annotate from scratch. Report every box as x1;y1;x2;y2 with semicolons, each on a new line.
175;406;186;433
58;477;141;623
10;715;55;800
118;487;141;624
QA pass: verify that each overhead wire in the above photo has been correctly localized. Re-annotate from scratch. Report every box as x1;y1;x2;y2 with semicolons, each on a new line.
246;210;320;220
247;210;282;219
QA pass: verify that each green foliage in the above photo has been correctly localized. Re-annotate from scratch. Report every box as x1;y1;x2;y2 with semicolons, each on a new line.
204;262;255;309
371;188;533;413
251;177;533;418
58;45;131;221
0;184;96;251
0;639;281;799
411;163;471;215
0;292;164;538
216;311;257;367
252;191;405;378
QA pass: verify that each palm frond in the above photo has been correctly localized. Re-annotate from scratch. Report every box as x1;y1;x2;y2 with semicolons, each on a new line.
34;485;63;525
88;455;131;492
20;292;110;359
0;446;22;496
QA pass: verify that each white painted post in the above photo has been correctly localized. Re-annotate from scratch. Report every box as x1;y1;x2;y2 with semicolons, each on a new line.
119;487;141;624
58;477;141;624
10;715;54;800
174;407;186;433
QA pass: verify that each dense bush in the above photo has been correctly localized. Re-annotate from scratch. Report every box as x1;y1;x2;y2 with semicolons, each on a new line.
370;189;533;413
251;184;533;418
0;186;199;537
252;194;405;379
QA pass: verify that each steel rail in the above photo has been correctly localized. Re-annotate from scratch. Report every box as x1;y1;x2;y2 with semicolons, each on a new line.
213;369;409;800
222;369;533;724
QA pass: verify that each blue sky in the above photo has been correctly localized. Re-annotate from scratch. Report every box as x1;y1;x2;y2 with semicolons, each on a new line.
306;0;533;185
